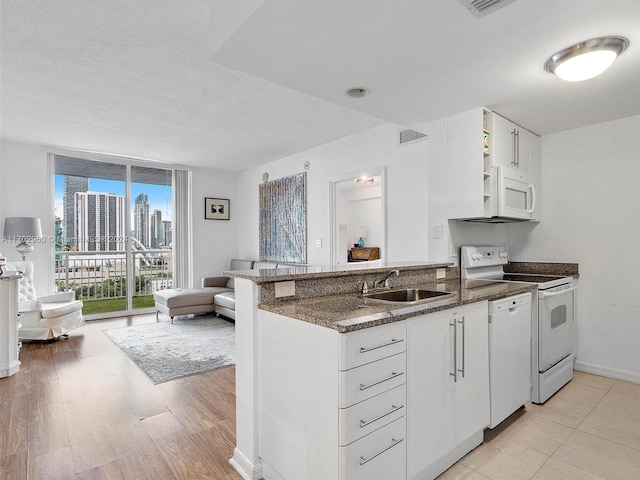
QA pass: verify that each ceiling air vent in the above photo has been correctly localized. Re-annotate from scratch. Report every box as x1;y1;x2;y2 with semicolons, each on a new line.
458;0;518;18
399;129;427;145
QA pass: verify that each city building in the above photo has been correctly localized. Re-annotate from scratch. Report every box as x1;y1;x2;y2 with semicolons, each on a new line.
62;175;88;248
133;193;150;248
150;209;163;247
75;191;126;251
162;220;172;248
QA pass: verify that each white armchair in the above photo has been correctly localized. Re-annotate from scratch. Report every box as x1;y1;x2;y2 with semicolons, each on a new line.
5;261;84;341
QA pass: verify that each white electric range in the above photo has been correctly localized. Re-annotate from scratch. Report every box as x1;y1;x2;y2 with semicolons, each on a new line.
461;246;577;404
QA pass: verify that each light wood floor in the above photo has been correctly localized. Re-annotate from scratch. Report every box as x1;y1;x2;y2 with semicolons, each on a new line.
3;314;639;480
0;314;241;480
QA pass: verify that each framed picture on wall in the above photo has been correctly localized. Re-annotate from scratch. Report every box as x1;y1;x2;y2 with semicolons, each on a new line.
205;197;230;220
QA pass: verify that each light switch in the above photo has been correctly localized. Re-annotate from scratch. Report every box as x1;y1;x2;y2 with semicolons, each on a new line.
315;238;322;248
433;224;443;239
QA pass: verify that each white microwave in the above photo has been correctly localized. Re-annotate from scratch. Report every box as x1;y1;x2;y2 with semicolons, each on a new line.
497;166;539;221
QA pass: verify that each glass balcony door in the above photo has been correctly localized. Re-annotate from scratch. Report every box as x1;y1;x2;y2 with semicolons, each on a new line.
54;156;173;319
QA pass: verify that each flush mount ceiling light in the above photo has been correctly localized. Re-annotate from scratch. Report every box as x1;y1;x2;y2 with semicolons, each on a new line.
544;36;629;82
346;86;369;98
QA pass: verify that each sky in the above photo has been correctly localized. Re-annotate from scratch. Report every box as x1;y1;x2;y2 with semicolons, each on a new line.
54;175;173;222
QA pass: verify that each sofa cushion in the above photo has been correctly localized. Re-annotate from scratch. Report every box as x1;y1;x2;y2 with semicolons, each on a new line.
230;259;255;271
214;291;235;310
226;259;256;289
154;288;224;309
253;261;279;270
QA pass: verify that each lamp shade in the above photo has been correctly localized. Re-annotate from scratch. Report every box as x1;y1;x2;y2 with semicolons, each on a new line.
3;217;43;240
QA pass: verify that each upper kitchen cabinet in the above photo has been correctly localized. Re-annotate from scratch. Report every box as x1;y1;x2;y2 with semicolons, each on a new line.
492;113;540;176
447;107;495;220
447;107;541;222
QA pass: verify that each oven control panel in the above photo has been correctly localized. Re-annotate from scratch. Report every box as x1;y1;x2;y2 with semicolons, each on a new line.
460;245;509;268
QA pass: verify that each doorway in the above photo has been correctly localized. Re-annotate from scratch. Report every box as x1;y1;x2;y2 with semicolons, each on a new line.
329;168;387;266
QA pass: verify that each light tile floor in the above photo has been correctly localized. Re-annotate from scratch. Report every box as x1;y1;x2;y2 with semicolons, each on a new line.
437;372;640;480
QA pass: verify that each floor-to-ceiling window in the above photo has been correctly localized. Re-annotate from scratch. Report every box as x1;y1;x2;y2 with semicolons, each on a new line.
54;155;173;318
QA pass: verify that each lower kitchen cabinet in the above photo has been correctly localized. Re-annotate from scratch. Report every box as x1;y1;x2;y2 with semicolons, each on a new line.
407;301;490;480
258;301;489;480
258;310;407;480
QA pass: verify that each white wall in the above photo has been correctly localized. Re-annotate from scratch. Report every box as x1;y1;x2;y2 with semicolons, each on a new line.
0;140;239;295
0;141;53;295
513;114;640;382
236;123;431;265
191;167;240;283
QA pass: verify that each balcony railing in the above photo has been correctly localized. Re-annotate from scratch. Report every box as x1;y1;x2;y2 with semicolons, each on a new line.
55;249;173;315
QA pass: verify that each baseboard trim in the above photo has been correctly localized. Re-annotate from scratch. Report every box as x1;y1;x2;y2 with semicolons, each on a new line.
574;361;640;384
230;448;263;480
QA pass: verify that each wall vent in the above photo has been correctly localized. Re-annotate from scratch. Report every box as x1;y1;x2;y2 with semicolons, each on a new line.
458;0;518;18
399;129;427;145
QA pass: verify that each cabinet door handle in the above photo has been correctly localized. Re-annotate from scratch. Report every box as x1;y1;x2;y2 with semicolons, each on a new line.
360;404;404;428
538;285;577;299
515;130;520;167
359;338;403;353
359;437;404;466
360;371;404;391
458;316;466;378
528;183;536;214
511;129;517;166
450;315;458;382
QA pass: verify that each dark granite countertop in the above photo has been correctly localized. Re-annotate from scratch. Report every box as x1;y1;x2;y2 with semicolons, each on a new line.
225;261;452;284
259;278;535;333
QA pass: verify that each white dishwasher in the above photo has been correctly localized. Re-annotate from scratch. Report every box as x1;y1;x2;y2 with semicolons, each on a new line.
488;292;532;428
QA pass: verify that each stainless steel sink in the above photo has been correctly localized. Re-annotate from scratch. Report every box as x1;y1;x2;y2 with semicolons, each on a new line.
362;288;454;305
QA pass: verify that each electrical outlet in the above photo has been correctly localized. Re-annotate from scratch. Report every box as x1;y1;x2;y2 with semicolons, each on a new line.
315;238;322;248
274;281;296;298
436;268;446;279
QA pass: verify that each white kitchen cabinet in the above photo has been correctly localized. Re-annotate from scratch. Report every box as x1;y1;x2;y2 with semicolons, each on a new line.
0;275;21;378
447;107;495;220
258;311;406;480
492;113;541;175
447;107;541;221
407;301;489;480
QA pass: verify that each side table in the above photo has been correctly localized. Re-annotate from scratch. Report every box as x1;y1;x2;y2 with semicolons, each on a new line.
0;273;22;378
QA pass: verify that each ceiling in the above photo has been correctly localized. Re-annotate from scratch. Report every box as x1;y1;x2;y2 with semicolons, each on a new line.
2;0;639;172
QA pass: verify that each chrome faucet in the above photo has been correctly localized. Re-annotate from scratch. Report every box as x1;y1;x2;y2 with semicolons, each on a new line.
362;269;400;294
373;269;400;290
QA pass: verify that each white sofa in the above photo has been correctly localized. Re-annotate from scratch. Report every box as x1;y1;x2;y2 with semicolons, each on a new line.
205;260;278;320
154;259;281;322
5;261;84;341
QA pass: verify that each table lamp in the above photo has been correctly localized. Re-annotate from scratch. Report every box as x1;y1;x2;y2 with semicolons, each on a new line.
3;217;43;260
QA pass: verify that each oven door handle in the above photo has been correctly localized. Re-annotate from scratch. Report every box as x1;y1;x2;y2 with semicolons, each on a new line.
538;286;577;298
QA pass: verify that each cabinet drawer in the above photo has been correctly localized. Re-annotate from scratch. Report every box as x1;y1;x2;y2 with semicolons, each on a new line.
339;384;405;446
340;352;406;408
339;417;406;480
340;321;406;371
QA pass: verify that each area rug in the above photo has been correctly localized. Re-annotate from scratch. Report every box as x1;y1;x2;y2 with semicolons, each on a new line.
104;316;235;384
